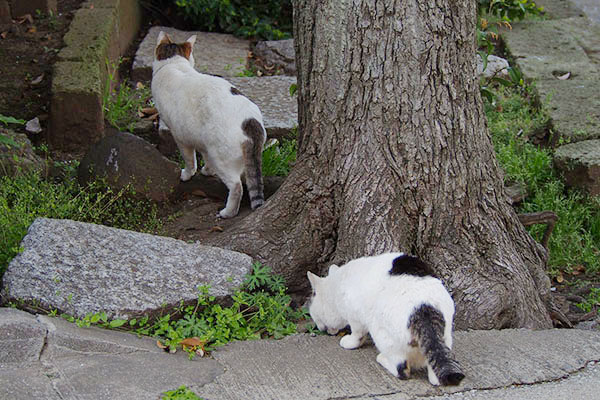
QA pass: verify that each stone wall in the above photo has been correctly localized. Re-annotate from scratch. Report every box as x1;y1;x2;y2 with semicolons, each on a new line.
48;0;142;151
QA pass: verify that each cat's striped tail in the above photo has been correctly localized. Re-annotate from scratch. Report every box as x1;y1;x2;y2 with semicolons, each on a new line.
241;118;266;209
409;304;465;386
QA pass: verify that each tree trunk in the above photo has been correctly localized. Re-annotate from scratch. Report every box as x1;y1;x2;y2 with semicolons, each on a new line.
207;0;552;329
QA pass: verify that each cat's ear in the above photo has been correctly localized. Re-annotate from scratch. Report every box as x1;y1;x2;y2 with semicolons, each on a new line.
181;35;196;60
186;35;197;47
328;264;340;275
156;31;171;46
307;271;321;289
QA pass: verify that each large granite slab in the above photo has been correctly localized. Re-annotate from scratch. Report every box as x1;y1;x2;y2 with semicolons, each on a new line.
1;218;252;320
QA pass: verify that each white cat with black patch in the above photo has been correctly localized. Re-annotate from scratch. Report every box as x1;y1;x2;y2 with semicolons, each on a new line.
307;253;464;386
151;31;266;218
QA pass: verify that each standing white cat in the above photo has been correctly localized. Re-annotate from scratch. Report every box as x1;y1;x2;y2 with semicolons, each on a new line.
307;253;465;386
152;31;266;218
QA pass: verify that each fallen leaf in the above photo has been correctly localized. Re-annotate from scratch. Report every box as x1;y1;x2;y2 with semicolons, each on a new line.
556;272;564;283
557;72;570;80
180;337;204;347
27;26;37;33
136;81;145;89
210;225;224;233
1;32;8;39
30;74;44;85
196;348;205;357
156;340;167;349
137;110;145;118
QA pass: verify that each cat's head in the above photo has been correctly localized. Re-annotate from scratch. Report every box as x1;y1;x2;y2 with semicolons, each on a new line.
154;31;196;67
307;265;345;335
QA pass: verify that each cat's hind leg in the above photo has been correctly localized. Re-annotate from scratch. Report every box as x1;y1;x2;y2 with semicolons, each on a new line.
218;174;243;218
177;143;197;181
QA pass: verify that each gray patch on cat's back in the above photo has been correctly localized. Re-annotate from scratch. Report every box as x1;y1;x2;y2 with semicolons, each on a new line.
390;254;437;277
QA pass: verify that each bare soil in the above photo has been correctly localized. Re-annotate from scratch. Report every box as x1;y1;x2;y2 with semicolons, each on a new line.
0;1;597;329
0;0;82;145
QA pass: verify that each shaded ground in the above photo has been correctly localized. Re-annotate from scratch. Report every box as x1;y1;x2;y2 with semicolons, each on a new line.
0;2;597;328
0;0;82;145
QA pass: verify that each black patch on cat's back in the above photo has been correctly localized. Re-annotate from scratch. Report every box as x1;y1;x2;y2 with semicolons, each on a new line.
156;43;186;61
390;254;437;277
230;86;245;96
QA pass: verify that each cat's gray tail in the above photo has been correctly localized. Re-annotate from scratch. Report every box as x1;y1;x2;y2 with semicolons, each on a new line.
241;118;266;209
409;304;465;386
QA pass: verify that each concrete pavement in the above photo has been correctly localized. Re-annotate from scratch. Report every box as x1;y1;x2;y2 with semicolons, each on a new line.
1;308;599;400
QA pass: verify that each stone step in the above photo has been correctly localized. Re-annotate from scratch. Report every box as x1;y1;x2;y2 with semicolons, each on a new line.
502;17;600;143
554;138;600;196
227;76;297;139
132;26;251;81
0;218;252;320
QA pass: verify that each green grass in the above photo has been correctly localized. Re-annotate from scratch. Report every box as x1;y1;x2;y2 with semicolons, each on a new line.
0;169;161;277
262;138;297;177
162;386;203;400
485;85;600;275
103;80;152;133
136;262;307;354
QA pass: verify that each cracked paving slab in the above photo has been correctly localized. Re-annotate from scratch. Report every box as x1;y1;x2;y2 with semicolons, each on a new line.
0;308;224;399
195;329;600;400
3;307;600;400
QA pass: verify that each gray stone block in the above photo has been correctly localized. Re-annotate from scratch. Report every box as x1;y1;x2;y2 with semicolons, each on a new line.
132;26;250;82
227;76;298;139
503;19;599;81
1;218;253;320
537;78;600;142
0;308;46;363
254;39;296;75
554;139;600;196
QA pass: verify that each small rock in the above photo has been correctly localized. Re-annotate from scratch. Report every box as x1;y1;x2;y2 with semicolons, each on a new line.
554;139;600;196
477;54;510;78
254;39;296;75
78;129;180;202
0;127;47;177
25;117;42;134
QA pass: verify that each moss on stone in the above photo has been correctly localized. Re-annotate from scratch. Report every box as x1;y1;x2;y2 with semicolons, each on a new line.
52;61;102;96
58;8;116;63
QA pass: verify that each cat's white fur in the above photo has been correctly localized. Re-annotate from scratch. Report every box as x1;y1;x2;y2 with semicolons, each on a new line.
151;31;266;218
308;253;461;386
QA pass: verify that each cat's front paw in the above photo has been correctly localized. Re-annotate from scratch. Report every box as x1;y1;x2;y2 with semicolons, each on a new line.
180;169;195;182
218;208;237;219
340;334;362;350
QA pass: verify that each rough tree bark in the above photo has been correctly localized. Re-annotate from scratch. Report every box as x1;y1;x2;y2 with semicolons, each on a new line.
207;0;552;329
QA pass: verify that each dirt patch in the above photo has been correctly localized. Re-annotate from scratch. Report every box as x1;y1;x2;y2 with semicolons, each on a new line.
0;0;82;146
